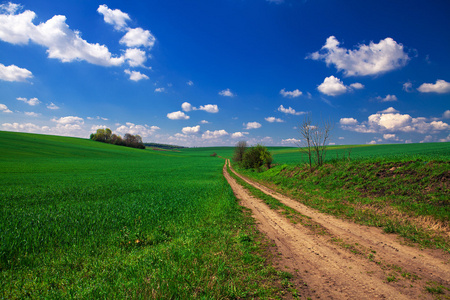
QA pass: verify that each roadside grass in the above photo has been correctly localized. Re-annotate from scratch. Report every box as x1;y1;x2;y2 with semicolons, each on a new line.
233;154;450;252
0;131;288;299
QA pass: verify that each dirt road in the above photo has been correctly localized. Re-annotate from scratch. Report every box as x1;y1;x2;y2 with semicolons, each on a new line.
223;159;450;299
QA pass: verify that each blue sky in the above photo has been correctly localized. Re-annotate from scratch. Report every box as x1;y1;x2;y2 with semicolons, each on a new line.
0;0;449;146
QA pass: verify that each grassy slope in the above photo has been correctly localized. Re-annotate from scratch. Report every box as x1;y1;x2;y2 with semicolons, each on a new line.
0;131;287;299
230;142;450;251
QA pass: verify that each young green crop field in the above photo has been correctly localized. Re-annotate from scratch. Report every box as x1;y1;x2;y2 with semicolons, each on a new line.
0;131;289;299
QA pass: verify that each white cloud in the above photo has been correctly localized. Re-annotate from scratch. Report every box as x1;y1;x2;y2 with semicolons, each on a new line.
0;63;32;82
244;121;262;130
383;133;399;141
420;135;433;143
439;134;450;143
97;4;130;31
197;104;219;113
124;48;147;67
280;88;302;98
200;120;209;124
187;80;194;86
376;94;398;102
349;82;364;89
378;107;399;114
182;102;192;112
120;27;155;49
338;137;344;140
202;129;228;139
443;110;450;119
278;105;305;115
219;88;235;97
115;123;159;137
341;110;450;134
47;102;59;110
308;36;409;76
339;117;358;125
52;116;84;125
265;117;284;123
154;87;165;92
167;111;189;120
182;125;200;134
417;79;450;94
0;103;12;113
403;82;413;92
367;140;377;145
231;131;249;139
124;69;148;81
16;97;40;106
181;102;219;113
24;111;40;117
0;5;145;67
281;138;300;145
0;3;22;14
318;76;347;96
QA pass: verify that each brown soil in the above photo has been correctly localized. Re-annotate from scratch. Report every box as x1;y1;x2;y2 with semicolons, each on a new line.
223;160;450;299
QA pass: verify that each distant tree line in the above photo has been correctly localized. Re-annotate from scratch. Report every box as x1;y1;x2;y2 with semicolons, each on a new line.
143;143;186;150
90;128;145;149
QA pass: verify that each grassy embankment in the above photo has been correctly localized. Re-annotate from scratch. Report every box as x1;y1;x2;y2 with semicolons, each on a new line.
0;131;289;299
230;143;450;252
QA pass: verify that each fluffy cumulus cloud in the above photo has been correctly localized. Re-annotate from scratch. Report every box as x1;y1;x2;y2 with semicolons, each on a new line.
182;125;200;135
124;69;148;81
219;88;235;97
52;116;84;125
231;131;248;139
47;102;59;110
0;103;12;113
197;104;219;113
167;111;189;120
115;122;159;137
187;80;194;86
349;82;364;89
403;82;413;92
0;63;32;82
154;87;164;92
383;133;399;141
339;117;358;125
281;138;301;145
265;117;284;123
244;122;262;130
278;105;305;115
280;88;302;98
202;130;228;139
181;102;219;113
124;48;147;67
443;110;450;119
181;102;192;112
378;107;399;114
340;109;450;134
417;80;450;94
120;27;155;49
308;36;409;76
376;94;398;102
97;4;130;30
0;3;155;69
317;76;347;96
17;97;40;106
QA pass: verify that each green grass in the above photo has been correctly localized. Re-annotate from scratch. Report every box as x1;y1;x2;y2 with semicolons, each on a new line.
0;131;287;299
232;143;450;251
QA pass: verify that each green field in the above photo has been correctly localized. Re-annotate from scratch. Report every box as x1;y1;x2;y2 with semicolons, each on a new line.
2;131;449;298
0;131;286;299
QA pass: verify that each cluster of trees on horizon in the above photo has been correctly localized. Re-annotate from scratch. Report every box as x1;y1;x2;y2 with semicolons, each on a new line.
90;128;145;149
233;141;273;171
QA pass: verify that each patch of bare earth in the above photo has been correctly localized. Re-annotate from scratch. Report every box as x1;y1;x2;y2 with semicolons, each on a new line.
223;160;450;299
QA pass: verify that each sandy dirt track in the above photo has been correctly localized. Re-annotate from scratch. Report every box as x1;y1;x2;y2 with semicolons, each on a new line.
223;159;449;299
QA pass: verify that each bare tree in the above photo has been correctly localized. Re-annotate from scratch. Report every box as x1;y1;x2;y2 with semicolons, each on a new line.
298;114;333;171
